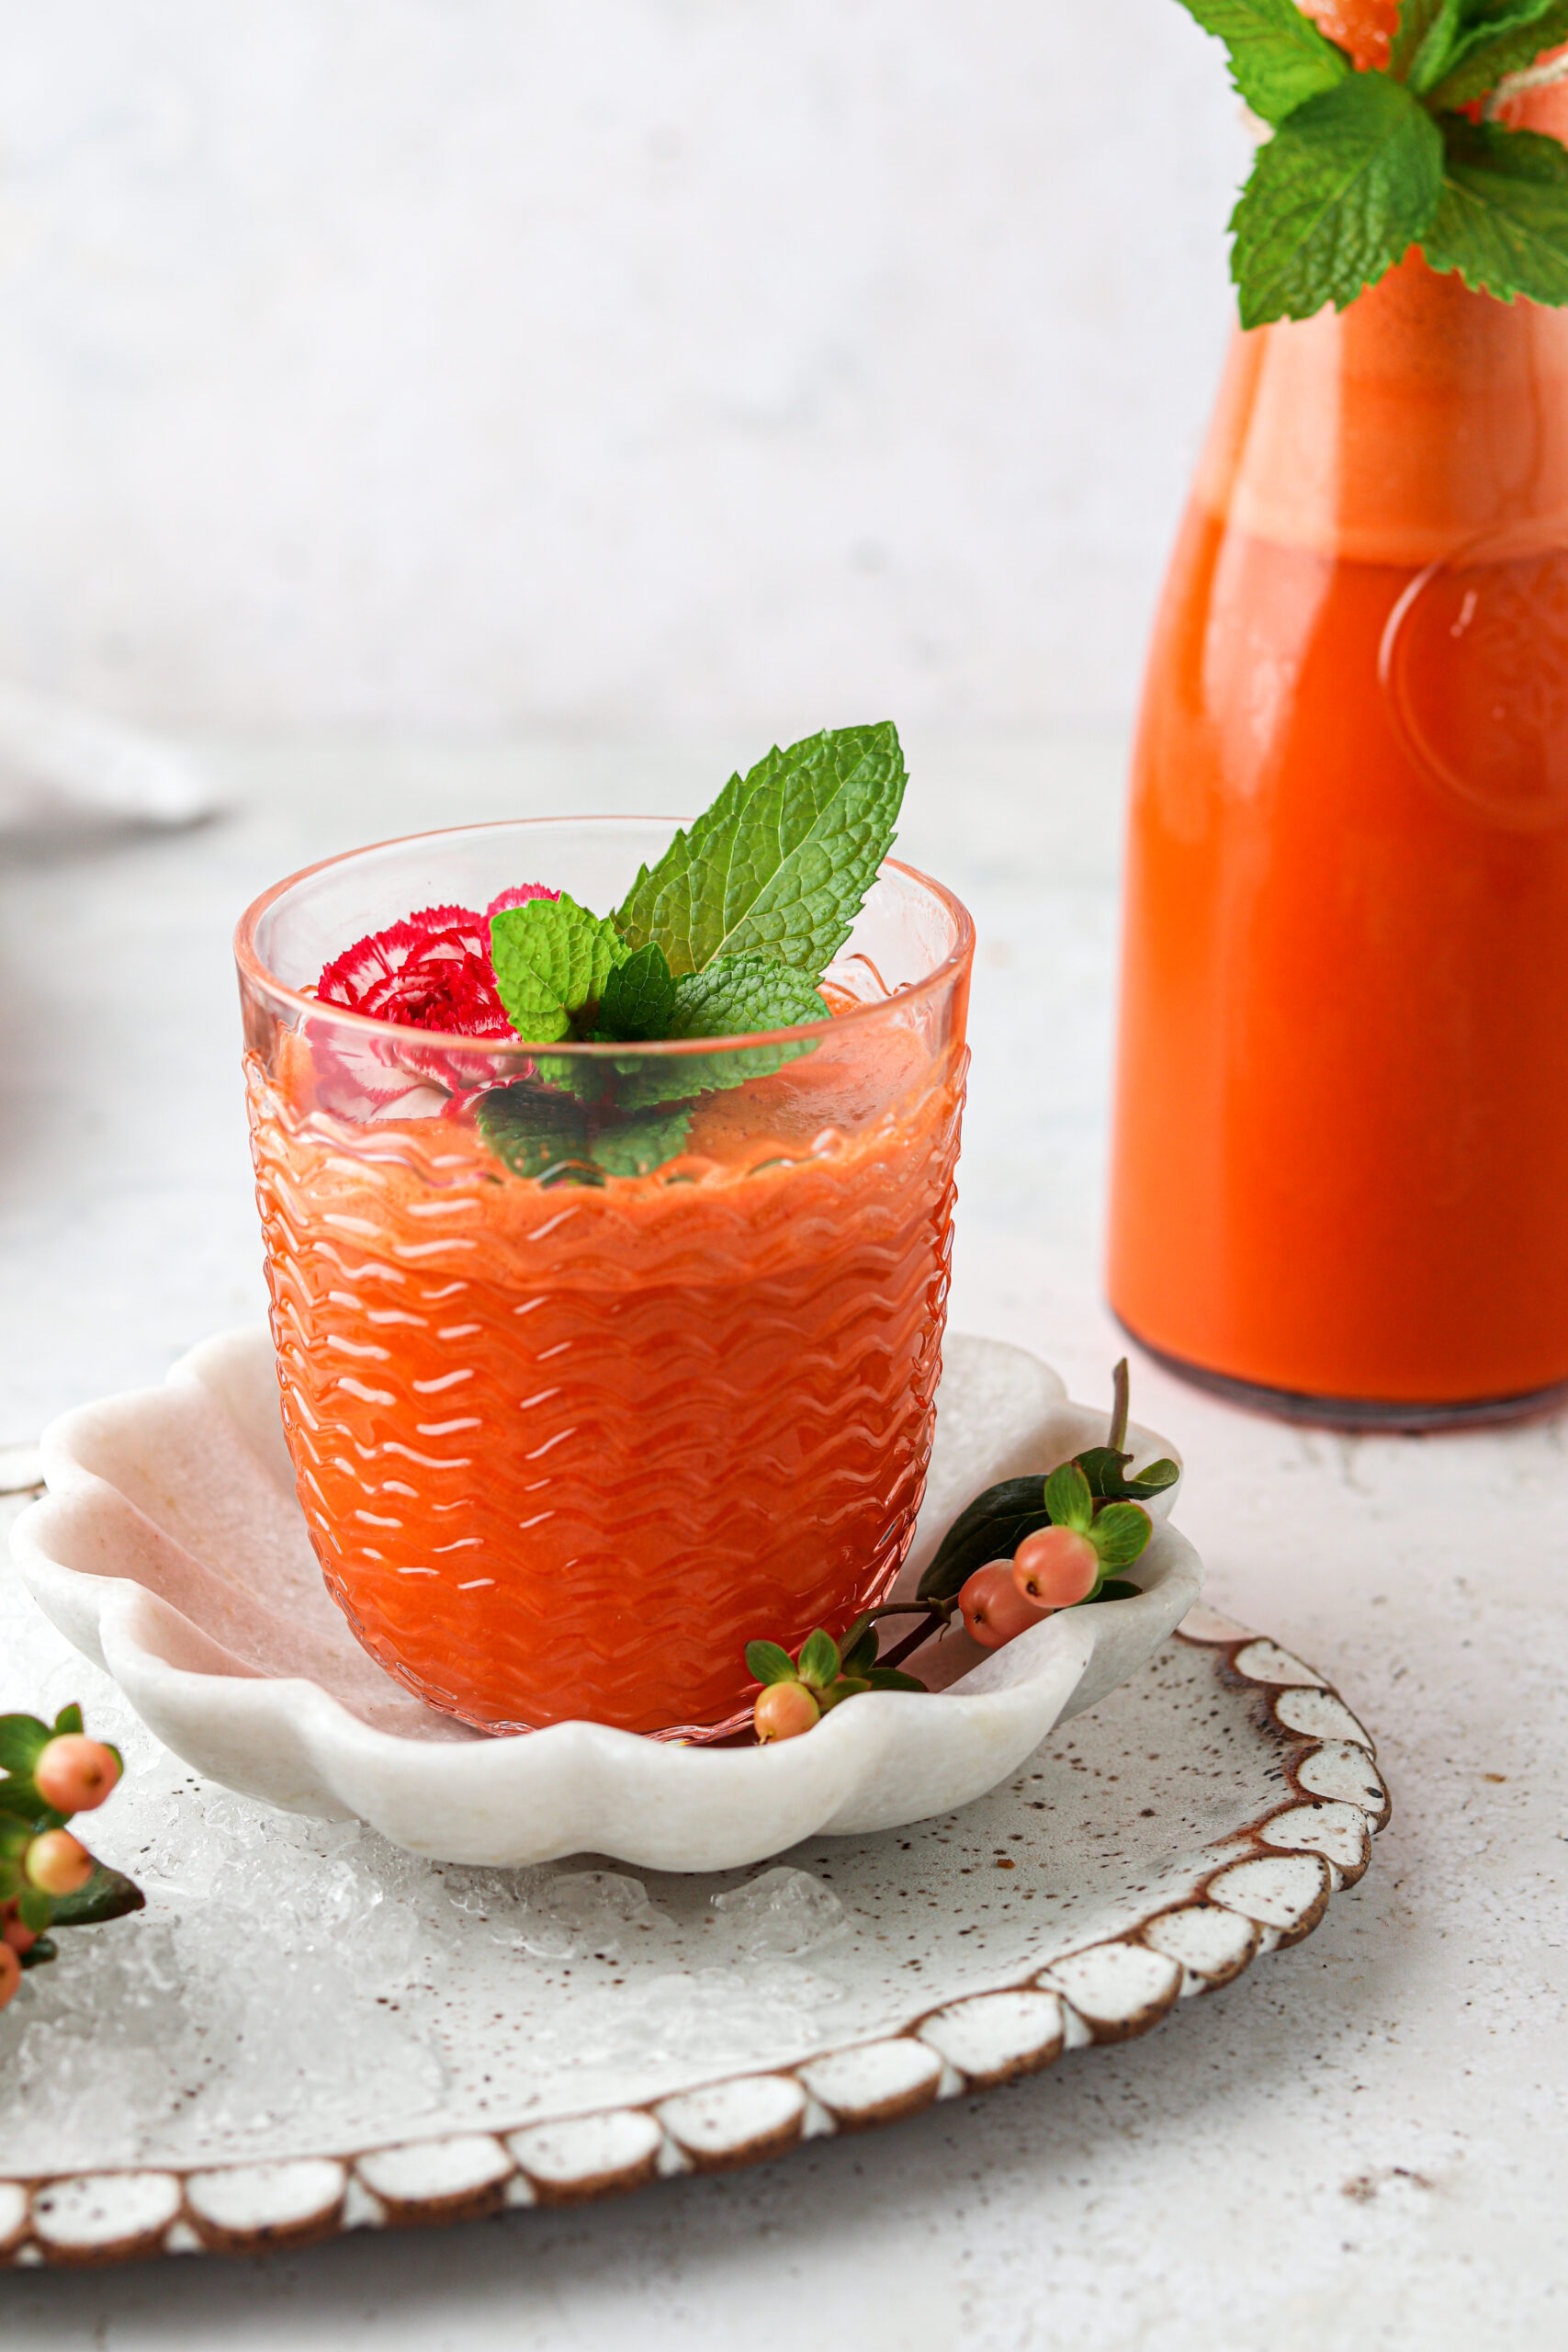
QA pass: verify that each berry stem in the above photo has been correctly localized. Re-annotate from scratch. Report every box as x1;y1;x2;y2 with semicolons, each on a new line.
874;1603;953;1672
1108;1356;1131;1456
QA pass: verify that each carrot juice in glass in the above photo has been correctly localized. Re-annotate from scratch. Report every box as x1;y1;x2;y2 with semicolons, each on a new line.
235;742;973;1736
1108;11;1568;1421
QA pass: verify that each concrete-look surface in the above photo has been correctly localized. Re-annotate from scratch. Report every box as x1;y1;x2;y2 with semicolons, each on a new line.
0;733;1563;2347
0;2;1246;729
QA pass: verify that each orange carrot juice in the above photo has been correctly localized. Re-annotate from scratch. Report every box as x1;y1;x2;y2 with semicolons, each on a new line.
237;818;972;1735
1110;76;1568;1417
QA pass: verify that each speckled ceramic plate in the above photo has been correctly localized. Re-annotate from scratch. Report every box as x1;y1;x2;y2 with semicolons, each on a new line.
0;1510;1388;2269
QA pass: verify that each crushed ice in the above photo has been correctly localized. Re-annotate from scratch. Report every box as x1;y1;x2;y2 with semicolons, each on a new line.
0;1550;862;2169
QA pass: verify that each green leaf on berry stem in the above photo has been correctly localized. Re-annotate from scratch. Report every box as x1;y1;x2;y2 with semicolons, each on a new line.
51;1703;85;1737
744;1640;800;1688
797;1629;841;1690
818;1675;871;1711
1073;1446;1180;1501
864;1667;927;1692
915;1476;1052;1603
47;1861;145;1928
1043;1462;1095;1535
1079;1577;1143;1606
1089;1501;1155;1569
17;1884;51;1933
18;1934;57;1969
0;1714;50;1775
0;1781;48;1826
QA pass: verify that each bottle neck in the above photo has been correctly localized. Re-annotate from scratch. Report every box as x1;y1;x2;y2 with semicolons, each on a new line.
1197;254;1568;564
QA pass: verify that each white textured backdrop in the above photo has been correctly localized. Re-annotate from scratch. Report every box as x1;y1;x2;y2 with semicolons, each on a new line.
0;1;1248;729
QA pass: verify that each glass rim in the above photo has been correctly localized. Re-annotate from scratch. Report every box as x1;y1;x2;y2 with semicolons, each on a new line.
233;813;976;1057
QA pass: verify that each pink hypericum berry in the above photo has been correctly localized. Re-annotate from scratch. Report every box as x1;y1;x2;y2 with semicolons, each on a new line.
24;1828;93;1896
753;1681;821;1742
1;1901;37;1957
34;1734;121;1815
0;1943;19;2009
1013;1525;1100;1609
958;1562;1049;1649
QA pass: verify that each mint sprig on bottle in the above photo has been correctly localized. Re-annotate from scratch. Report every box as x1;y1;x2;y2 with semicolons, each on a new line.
1179;0;1568;321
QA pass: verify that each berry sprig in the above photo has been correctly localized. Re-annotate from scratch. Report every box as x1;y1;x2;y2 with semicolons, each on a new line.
0;1705;144;2012
744;1362;1180;1739
747;1623;925;1741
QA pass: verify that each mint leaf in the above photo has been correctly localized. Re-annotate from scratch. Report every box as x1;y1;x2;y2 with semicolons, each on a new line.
477;1082;692;1182
665;953;828;1040
1424;0;1568;106
1231;72;1444;325
1174;0;1349;125
1422;116;1568;300
475;1084;592;1179
591;1104;692;1178
1391;0;1455;84
491;892;627;1044
598;941;676;1041
615;723;906;978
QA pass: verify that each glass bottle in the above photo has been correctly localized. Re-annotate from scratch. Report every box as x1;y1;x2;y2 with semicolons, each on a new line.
1107;26;1568;1423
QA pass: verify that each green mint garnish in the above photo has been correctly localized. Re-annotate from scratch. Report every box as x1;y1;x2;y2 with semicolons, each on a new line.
474;1084;694;1186
1421;115;1568;303
597;941;677;1042
1179;0;1349;125
491;892;628;1045
665;953;829;1040
1230;71;1443;326
1404;0;1568;110
590;1104;694;1179
479;722;903;1179
615;723;906;978
1177;0;1568;320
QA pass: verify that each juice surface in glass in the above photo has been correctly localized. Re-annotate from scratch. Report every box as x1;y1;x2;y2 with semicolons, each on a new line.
1109;49;1568;1418
237;819;972;1736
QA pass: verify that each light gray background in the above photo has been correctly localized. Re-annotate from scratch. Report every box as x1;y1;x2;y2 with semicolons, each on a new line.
0;0;1247;730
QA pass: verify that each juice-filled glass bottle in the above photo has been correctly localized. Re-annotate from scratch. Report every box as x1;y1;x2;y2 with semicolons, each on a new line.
1108;30;1568;1425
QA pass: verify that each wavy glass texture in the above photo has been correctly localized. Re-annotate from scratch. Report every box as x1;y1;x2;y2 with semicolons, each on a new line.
237;820;973;1737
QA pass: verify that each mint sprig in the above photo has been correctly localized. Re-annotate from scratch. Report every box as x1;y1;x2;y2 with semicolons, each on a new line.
615;723;906;978
1178;0;1568;318
474;723;903;1179
491;891;628;1045
1422;114;1568;300
1231;71;1444;325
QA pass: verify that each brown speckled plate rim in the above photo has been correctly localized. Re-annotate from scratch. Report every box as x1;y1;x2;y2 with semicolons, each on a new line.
0;1611;1388;2269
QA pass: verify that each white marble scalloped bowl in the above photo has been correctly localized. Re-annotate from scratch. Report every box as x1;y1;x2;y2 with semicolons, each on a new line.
13;1329;1200;1871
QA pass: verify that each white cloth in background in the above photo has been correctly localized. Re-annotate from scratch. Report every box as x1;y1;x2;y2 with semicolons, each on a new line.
0;681;212;840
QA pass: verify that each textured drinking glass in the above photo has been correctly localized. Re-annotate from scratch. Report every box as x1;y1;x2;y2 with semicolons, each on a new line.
236;818;974;1736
